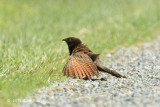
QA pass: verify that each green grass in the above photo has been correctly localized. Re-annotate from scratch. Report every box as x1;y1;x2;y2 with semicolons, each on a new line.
0;0;160;106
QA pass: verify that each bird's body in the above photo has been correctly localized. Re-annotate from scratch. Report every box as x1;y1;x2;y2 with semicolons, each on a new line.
62;37;126;79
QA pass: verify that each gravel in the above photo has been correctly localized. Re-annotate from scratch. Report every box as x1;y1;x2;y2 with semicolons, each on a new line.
21;38;160;107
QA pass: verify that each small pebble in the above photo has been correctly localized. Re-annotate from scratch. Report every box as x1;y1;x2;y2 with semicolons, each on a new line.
21;38;160;107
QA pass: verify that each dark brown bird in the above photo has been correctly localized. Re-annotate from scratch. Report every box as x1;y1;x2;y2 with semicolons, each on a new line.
62;37;126;79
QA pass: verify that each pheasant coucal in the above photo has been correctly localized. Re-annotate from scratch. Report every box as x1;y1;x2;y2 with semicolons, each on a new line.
62;37;126;79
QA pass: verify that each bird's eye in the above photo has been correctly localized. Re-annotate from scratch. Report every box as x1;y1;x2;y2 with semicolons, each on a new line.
69;38;72;41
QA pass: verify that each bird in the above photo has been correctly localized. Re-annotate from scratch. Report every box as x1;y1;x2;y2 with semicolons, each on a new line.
62;37;126;79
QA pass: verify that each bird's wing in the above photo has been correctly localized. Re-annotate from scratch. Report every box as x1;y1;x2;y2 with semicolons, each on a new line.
62;52;100;79
87;53;100;62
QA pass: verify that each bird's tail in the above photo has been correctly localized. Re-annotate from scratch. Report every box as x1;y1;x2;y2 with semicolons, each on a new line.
94;59;126;78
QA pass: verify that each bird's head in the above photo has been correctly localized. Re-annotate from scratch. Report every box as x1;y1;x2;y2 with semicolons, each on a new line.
62;37;82;47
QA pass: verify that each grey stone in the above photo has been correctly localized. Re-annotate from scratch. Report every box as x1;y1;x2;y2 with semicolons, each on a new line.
21;37;160;107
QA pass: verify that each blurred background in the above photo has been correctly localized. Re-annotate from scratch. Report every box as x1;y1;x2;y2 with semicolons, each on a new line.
0;0;160;106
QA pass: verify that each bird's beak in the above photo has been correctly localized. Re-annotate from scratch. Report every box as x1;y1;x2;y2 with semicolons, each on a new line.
62;38;67;41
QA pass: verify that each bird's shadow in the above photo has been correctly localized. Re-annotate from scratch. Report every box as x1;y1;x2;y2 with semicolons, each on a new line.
83;78;108;81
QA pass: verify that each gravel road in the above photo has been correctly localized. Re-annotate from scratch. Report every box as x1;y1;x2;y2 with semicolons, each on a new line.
21;38;160;107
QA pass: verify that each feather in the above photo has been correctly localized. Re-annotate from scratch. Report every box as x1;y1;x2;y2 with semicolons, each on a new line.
74;60;83;79
76;61;87;79
72;59;79;78
66;63;69;76
84;62;95;76
68;61;74;77
82;63;92;79
87;62;99;77
62;64;67;76
63;51;100;79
